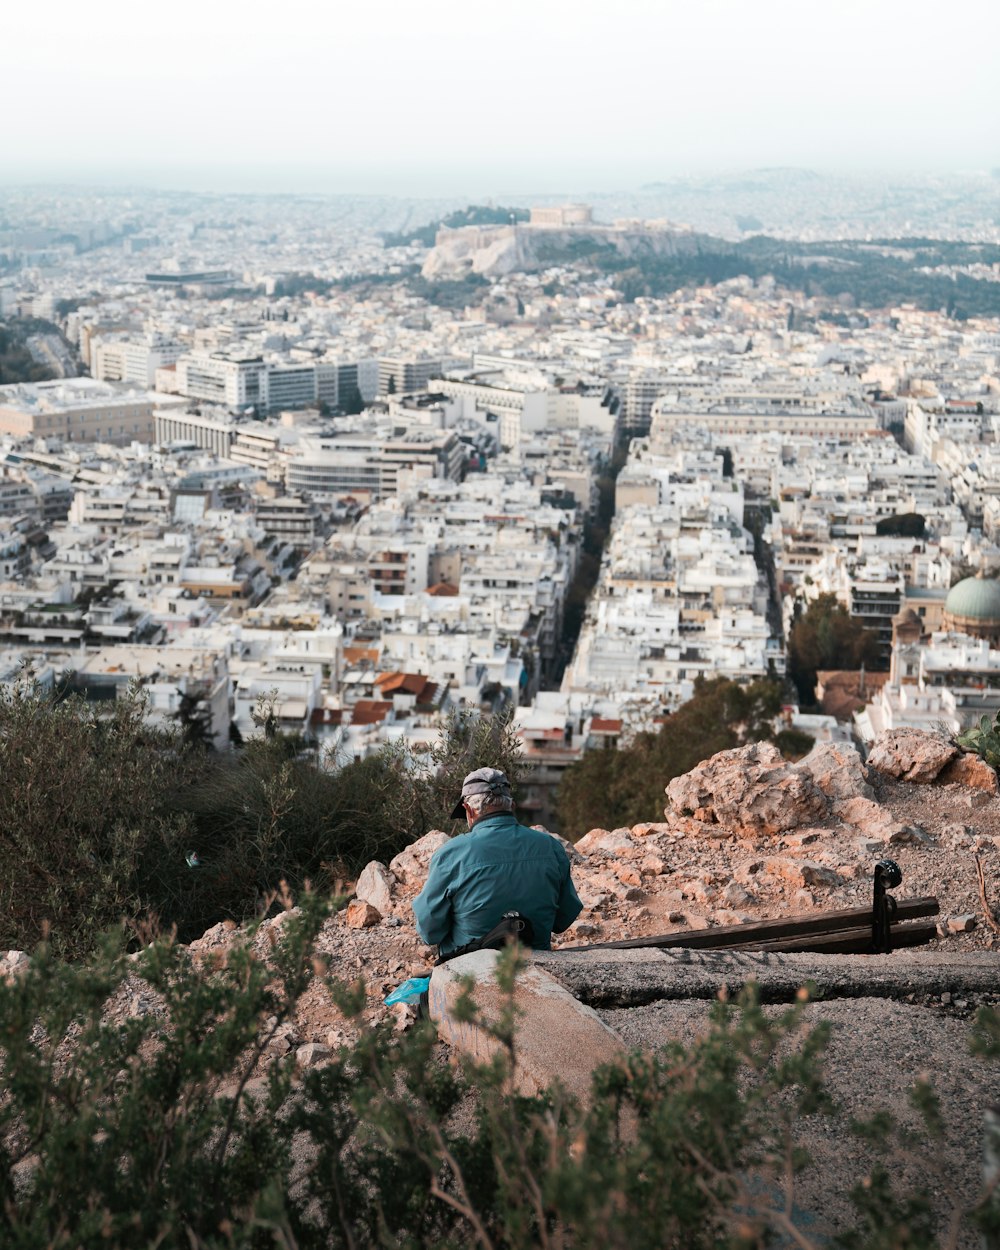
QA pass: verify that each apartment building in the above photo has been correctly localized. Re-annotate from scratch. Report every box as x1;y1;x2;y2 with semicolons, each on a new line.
286;429;464;501
0;378;169;445
92;332;182;387
175;352;267;410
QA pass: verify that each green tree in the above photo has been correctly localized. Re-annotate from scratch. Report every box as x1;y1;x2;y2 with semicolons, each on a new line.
557;677;784;835
875;512;926;538
786;593;882;706
339;384;365;415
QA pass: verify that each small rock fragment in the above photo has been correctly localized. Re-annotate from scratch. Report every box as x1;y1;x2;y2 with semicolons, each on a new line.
344;901;381;929
296;1042;331;1068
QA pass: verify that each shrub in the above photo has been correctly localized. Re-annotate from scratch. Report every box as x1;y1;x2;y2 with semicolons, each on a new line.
0;680;195;958
0;681;532;952
1;905;995;1249
955;711;1000;771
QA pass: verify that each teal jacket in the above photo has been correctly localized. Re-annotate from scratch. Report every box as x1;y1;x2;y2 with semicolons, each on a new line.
412;812;583;956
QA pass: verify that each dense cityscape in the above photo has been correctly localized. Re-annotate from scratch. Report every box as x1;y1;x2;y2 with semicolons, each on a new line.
3;0;1000;1236
1;174;1000;828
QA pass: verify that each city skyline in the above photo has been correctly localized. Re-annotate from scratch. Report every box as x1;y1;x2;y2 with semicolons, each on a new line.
3;0;998;197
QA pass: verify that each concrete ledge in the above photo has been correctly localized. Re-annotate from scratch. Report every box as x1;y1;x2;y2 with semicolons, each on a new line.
534;948;1000;1006
428;950;626;1103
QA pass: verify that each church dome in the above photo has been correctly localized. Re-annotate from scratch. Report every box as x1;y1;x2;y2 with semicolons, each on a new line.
944;574;1000;624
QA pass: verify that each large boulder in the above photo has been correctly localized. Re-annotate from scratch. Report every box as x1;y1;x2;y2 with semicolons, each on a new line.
665;741;829;836
800;741;873;801
388;831;450;887
865;729;958;783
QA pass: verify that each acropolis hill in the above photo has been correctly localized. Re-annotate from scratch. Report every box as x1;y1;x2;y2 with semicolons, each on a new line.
422;203;707;278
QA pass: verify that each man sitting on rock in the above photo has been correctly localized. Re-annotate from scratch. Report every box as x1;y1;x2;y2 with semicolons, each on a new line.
413;768;583;960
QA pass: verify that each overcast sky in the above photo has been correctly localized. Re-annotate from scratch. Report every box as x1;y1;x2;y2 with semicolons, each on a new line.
3;0;997;195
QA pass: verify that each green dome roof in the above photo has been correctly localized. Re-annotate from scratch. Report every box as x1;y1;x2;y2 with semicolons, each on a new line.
944;575;1000;622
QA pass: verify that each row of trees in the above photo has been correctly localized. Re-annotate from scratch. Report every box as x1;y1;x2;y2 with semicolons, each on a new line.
593;237;1000;318
0;320;55;384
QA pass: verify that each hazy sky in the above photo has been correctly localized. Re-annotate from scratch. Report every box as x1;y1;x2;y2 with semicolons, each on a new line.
3;0;998;195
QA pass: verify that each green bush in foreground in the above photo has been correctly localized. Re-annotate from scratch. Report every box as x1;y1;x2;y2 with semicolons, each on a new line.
1;893;996;1249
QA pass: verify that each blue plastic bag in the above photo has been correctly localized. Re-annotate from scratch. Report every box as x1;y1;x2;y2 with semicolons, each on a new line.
384;976;430;1006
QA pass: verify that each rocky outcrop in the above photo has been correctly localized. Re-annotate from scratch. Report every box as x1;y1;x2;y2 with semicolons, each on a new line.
388;832;449;885
865;728;958;783
935;752;1000;793
421;222;710;280
800;741;873;801
664;741;829;835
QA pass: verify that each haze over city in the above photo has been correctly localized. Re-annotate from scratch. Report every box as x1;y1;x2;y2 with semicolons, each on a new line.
4;0;998;194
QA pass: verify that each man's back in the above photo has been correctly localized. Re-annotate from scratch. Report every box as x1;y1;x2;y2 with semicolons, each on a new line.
413;812;582;956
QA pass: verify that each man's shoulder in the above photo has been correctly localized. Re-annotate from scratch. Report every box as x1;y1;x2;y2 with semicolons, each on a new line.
515;822;570;858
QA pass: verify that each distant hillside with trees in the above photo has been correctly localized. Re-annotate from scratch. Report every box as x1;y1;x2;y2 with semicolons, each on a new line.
590;236;1000;318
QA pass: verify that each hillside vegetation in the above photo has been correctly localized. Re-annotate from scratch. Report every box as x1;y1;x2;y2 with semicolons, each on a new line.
2;895;997;1249
0;681;524;957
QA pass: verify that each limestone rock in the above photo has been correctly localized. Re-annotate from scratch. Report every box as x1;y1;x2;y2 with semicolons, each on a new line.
355;860;394;917
428;950;626;1104
946;914;977;934
613;864;642;888
535;827;585;863
865;728;958;783
575;827;637;856
1;951;29;980
189;920;239;952
630;821;673;838
764;857;841;889
722;881;752;908
888;824;935;846
800;741;873;801
936;753;1000;793
296;1042;331;1068
389;831;450;886
733;859;765;885
832;796;901;842
665;741;829;836
344;901;381;929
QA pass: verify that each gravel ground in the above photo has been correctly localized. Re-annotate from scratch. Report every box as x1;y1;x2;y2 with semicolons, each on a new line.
600;994;1000;1249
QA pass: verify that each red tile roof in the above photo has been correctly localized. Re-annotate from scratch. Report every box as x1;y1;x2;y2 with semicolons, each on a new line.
375;670;429;696
343;646;380;665
351;700;393;726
